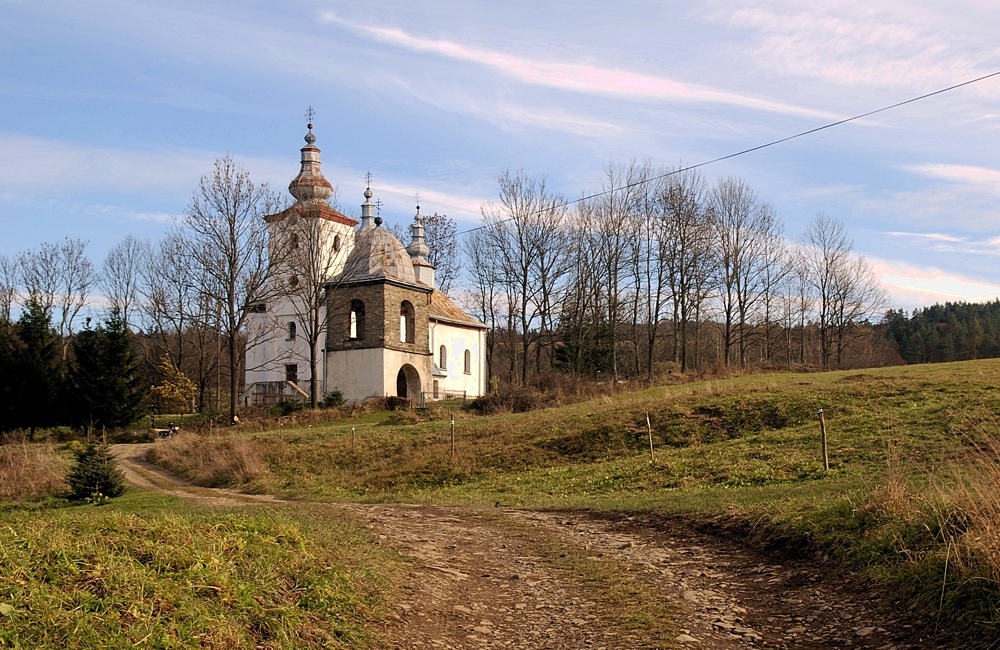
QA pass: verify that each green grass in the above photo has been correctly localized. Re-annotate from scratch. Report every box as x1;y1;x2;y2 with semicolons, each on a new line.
152;359;1000;642
0;491;400;649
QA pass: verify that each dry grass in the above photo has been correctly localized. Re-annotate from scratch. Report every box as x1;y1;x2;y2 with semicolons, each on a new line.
931;431;1000;586
149;432;272;490
0;440;67;501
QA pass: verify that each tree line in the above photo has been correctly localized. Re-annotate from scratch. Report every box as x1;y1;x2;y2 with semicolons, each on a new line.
467;163;890;386
1;155;896;433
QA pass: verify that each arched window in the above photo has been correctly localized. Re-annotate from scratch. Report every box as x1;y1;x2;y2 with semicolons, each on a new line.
349;299;365;340
333;234;342;252
400;301;415;343
288;321;296;340
290;233;300;249
464;349;471;374
439;344;447;370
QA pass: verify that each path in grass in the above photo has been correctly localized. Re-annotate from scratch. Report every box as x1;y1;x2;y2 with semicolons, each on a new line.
113;444;923;649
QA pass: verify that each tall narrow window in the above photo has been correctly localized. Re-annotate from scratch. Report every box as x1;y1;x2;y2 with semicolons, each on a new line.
288;321;296;340
400;301;415;344
285;364;298;382
349;300;365;340
464;349;471;374
439;345;447;370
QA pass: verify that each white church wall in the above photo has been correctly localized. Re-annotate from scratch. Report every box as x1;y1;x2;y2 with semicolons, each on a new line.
245;296;324;391
430;321;484;399
326;347;432;403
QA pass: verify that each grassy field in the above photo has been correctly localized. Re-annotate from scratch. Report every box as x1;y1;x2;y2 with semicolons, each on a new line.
0;492;400;649
151;359;1000;639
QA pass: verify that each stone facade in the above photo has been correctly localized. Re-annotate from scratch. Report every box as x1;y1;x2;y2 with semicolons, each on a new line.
325;279;432;355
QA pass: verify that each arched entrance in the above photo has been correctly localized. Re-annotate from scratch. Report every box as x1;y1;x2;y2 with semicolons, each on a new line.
396;364;420;399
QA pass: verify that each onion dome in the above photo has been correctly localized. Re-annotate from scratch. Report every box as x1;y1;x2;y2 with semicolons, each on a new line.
288;123;334;203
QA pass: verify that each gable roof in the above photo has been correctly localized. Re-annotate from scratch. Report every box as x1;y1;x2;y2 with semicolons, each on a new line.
428;289;486;329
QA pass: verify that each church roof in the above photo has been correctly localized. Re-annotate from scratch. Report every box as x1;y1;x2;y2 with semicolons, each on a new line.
265;202;357;227
428;289;487;329
340;225;417;284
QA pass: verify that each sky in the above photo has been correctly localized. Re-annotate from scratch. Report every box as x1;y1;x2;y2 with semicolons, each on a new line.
2;0;1000;311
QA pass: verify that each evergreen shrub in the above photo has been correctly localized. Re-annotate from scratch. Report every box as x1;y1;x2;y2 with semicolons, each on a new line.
67;443;126;502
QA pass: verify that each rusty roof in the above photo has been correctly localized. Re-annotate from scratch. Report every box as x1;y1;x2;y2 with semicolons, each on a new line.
265;203;358;228
428;289;486;329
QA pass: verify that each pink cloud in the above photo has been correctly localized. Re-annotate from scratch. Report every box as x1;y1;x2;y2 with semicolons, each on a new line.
871;257;1000;308
321;13;835;120
905;164;1000;187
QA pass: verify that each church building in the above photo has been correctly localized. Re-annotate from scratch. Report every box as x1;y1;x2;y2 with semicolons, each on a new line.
243;123;486;406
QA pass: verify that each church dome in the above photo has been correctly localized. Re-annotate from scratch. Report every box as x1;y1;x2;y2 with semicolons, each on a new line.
341;226;417;284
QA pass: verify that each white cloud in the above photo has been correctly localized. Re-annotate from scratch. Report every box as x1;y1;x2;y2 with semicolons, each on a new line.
705;0;1000;93
883;231;1000;256
321;13;837;120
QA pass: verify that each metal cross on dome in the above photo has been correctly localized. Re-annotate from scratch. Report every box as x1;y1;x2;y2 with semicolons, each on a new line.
305;106;315;126
375;198;383;216
365;171;373;188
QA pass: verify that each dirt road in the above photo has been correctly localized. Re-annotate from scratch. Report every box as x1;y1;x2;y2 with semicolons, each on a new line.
113;444;935;649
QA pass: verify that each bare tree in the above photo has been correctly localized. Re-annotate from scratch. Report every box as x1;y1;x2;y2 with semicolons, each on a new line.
18;238;97;358
0;254;17;323
480;169;569;384
423;213;461;294
657;166;714;373
559;210;606;378
800;213;886;369
466;227;503;385
181;156;281;421
389;212;461;293
757;229;792;364
710;178;781;367
102;234;148;329
588;161;645;381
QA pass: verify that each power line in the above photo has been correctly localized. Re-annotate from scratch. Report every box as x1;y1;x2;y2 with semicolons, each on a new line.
457;69;1000;236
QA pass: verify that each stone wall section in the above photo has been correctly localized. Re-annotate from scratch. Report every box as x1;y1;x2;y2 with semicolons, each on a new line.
325;280;432;357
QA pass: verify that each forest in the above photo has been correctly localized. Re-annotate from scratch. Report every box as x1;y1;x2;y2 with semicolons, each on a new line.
885;300;1000;364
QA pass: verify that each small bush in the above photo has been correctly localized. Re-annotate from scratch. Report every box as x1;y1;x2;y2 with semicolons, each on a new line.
384;396;411;411
269;400;307;417
469;387;551;415
66;443;126;502
323;390;346;408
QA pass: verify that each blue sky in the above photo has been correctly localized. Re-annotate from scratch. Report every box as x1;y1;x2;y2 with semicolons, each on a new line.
2;0;1000;310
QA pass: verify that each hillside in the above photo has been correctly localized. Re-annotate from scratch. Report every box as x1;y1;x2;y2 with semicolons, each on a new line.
153;360;1000;643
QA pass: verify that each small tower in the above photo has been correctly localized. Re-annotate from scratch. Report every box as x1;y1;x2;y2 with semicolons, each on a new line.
407;205;435;288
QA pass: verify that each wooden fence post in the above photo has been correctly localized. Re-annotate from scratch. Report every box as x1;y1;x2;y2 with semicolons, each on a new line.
818;408;829;471
450;414;456;462
352;426;356;452
646;412;655;464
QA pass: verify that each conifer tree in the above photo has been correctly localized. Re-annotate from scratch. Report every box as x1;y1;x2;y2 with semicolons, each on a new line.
67;443;126;501
69;308;148;430
7;300;63;437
